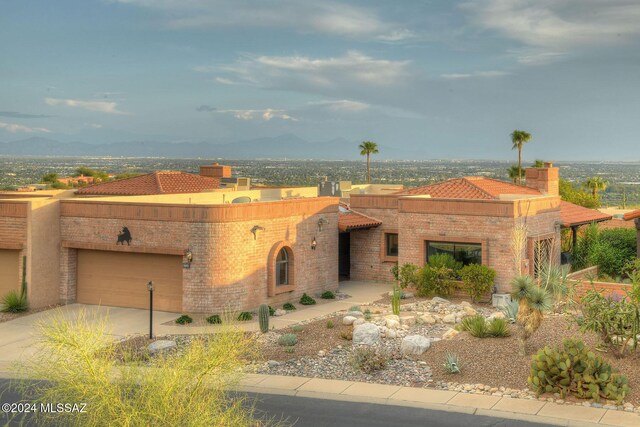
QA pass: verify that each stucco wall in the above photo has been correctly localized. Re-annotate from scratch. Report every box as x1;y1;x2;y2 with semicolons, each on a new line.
27;199;61;308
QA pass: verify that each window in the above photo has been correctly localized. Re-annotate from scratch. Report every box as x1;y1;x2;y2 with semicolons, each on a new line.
275;248;289;286
385;233;399;257
426;241;481;266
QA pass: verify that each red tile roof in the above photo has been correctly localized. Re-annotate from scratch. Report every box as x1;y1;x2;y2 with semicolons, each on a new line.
623;209;640;221
560;201;612;227
75;171;221;196
339;208;382;232
400;177;542;199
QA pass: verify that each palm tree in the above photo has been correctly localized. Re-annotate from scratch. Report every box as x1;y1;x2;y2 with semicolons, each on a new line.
511;275;552;355
583;176;609;199
507;165;520;183
359;141;379;184
511;130;532;184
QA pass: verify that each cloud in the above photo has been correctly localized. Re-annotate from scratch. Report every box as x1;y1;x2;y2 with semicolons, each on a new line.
196;105;217;112
211;51;411;91
45;98;128;115
113;0;413;42
216;108;296;121
0;121;51;133
0;111;53;119
440;70;510;79
308;100;370;112
463;0;640;48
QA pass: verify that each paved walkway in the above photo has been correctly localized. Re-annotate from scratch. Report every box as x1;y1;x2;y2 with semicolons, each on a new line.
237;374;640;427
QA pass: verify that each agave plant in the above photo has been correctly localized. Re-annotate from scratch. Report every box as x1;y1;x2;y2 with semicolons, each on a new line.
500;300;519;324
511;275;552;355
538;262;569;300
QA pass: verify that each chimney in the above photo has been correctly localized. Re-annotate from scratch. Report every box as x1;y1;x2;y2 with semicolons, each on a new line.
200;162;232;178
525;162;559;196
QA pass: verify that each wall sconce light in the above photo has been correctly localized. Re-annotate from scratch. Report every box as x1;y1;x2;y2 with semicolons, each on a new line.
183;249;193;268
311;236;317;250
251;225;265;240
317;217;329;232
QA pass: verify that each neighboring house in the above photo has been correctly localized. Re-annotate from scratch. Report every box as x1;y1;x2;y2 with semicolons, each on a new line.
623;209;640;257
57;175;95;186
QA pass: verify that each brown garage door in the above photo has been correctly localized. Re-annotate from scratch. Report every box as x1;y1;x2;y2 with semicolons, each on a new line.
77;250;183;312
0;250;20;297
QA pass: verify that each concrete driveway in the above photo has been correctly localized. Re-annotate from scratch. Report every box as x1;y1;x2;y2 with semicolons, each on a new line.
0;304;177;374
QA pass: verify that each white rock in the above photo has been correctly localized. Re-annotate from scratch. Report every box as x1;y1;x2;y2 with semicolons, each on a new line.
399;316;416;327
401;335;431;355
386;319;400;329
463;306;477;316
442;313;456;324
384;314;400;322
421;314;437;324
318;350;326;357
460;301;472;307
273;309;287;316
386;329;397;339
432;297;451;304
342;316;357;325
147;340;176;355
352;323;380;345
353;318;365;326
346;311;364;318
401;292;414;299
442;328;459;340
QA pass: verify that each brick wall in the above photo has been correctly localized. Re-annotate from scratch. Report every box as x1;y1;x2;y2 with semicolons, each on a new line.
349;207;398;282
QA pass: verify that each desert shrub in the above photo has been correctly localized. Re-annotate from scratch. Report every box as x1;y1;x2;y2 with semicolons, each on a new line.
575;226;636;277
0;290;28;313
299;293;316;305
268;305;276;316
392;263;419;289
278;333;298;347
14;308;259;427
237;312;253;321
348;305;361;312
487;318;510;337
416;264;457;297
529;339;629;403
459;264;496;302
292;325;304;333
284;347;294;354
283;303;296;311
443;352;460;374
572;223;599;271
175;315;193;325
576;289;640;356
349;347;389;373
363;308;372;321
320;291;335;299
206;314;222;325
459;315;488;338
326;320;335;329
427;253;462;273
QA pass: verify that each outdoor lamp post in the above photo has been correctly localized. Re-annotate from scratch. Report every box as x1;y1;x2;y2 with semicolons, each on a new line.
147;280;154;339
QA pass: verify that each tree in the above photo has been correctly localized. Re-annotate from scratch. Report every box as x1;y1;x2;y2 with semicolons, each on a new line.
359;141;379;184
507;165;520;183
532;159;544;167
510;130;532;184
40;173;59;184
560;179;600;209
583;176;609;199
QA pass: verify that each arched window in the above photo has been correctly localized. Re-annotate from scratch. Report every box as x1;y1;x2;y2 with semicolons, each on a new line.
275;248;289;286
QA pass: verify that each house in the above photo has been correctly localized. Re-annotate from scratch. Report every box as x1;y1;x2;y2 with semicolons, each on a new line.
623;209;640;257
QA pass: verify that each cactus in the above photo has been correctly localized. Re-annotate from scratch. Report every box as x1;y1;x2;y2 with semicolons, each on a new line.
528;339;629;403
258;304;269;333
391;286;401;316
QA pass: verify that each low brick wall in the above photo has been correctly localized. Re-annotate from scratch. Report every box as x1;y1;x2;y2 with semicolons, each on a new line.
568;267;631;299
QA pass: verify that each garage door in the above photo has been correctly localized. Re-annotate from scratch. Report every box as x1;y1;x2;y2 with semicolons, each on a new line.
0;250;20;297
77;250;183;312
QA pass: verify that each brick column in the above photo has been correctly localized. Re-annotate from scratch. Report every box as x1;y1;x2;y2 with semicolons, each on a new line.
59;248;77;304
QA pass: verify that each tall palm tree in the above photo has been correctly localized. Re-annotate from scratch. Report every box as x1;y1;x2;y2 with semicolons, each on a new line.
511;130;532;184
583;176;609;199
507;165;520;183
359;141;379;184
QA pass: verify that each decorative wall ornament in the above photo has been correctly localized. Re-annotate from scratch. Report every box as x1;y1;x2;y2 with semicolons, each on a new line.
116;226;132;245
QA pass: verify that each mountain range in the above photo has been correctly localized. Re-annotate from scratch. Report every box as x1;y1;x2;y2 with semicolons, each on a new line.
0;135;422;160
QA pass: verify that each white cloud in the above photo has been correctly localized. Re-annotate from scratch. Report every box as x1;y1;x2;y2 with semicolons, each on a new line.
463;0;640;48
45;98;128;115
113;0;413;41
441;70;509;79
308;100;370;112
0;121;51;133
212;51;411;90
216;108;296;121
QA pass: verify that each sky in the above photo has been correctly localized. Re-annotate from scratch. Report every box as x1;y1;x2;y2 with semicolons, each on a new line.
1;0;640;160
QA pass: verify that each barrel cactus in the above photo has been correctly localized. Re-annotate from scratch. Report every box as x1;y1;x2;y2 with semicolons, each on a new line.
258;304;270;333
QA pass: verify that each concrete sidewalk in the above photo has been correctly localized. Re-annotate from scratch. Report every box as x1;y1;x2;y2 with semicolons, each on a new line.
237;374;640;427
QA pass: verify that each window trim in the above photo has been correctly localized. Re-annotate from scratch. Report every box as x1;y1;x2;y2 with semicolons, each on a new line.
268;241;295;296
425;240;483;266
419;236;488;266
275;247;289;286
380;229;399;262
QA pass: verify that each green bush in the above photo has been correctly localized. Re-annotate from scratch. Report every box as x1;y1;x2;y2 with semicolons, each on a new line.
460;315;488;337
459;264;496;302
206;314;221;324
487;318;510;337
364;308;372;321
268;305;276;316
175;315;193;325
529;339;629;403
589;228;637;278
237;312;253;321
299;293;316;305
392;263;419;289
283;303;296;311
320;291;336;299
0;290;28;313
349;346;389;373
416;264;457;297
278;333;298;347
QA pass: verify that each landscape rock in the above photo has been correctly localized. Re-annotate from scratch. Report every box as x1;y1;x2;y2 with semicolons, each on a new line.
460;301;472;308
488;312;506;321
267;360;281;368
352;323;380;345
432;297;451;304
353;318;365;326
147;340;177;355
384;314;400;322
442;313;457;324
399;316;416;327
386;329;397;339
401;292;414;299
342;316;357;326
400;335;431;355
386;319;400;329
346;311;364;318
463;306;477;316
442;329;459;340
273;309;287;316
421;314;437;324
